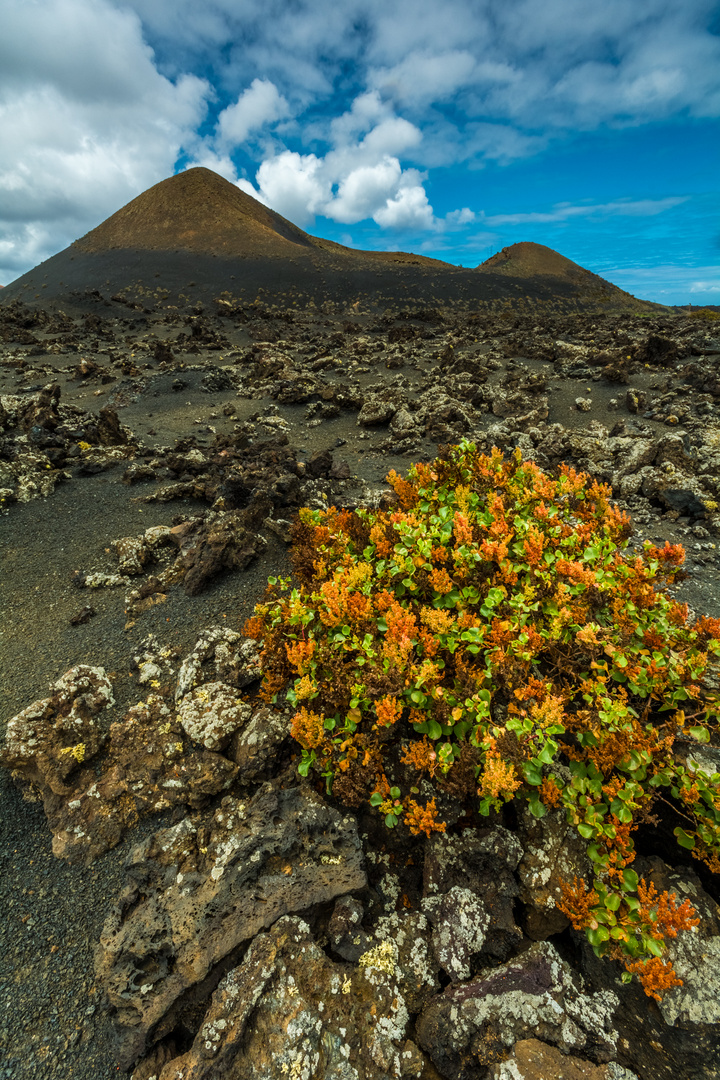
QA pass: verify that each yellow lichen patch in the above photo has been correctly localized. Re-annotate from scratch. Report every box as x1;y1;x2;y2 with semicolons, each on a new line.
358;939;395;978
59;743;86;763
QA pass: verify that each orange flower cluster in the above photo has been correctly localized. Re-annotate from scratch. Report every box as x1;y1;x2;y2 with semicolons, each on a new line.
401;736;438;776
290;707;326;750
478;752;521;801
376;695;403;727
404;797;447;837
555;559;597;588
285;639;316;675
453;512;474;545
523;525;545;566
557;878;600;932
637;879;700;940
624;957;683;1003
384;600;417;661
428;566;454;594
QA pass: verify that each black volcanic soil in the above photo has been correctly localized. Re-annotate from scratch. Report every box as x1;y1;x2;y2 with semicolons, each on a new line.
1;293;720;1079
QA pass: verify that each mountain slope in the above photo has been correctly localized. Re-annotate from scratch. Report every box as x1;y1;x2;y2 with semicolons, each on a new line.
1;170;654;312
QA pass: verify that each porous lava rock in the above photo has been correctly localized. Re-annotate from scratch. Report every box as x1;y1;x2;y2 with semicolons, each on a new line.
149;915;434;1080
43;691;238;863
0;664;113;797
226;703;289;781
176;681;251;751
487;1040;638;1080
422;886;490;982
174;628;263;701
96;785;366;1067
169;508;267;595
516;807;592;940
423;827;524;962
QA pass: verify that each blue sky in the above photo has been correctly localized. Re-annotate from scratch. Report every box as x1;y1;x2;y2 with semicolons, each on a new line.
1;0;719;304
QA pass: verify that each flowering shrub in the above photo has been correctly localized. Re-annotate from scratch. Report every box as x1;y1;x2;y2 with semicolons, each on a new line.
245;440;720;998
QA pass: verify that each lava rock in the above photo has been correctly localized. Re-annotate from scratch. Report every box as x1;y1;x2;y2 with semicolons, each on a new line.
96;785;366;1067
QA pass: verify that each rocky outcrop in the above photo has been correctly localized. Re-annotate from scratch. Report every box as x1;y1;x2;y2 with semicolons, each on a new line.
45;691;238;863
145;915;432;1080
416;941;620;1080
174;627;263;701
423;827;524;962
487;1041;638;1080
0;664;113;797
516;807;592;940
97;784;366;1066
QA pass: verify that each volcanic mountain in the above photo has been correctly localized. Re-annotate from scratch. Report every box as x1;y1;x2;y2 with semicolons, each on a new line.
1;167;649;312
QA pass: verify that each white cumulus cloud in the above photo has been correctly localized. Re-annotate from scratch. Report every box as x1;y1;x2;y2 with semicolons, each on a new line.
216;78;289;147
0;0;210;281
237;93;469;232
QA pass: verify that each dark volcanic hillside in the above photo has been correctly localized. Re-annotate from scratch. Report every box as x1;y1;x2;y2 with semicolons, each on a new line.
1;167;652;313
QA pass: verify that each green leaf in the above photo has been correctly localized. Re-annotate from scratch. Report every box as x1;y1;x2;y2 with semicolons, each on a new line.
674;826;696;850
578;823;595;839
688;726;710;743
427;720;443;740
587;843;608;865
621;971;633;984
605;893;622;911
390;787;401;800
523;763;543;786
369;793;383;807
385;813;398;828
645;937;664;958
588;926;610;946
324;717;336;731
528;795;546;819
622;868;639;892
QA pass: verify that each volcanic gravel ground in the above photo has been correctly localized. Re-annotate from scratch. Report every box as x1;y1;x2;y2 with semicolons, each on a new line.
1;298;720;1078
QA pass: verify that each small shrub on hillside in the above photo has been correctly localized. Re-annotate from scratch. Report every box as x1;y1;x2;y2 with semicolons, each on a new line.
245;441;720;999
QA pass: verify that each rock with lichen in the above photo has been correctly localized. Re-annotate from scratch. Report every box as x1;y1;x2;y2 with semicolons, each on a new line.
176;681;251;750
0;664;113;797
416;940;620;1079
96;785;367;1068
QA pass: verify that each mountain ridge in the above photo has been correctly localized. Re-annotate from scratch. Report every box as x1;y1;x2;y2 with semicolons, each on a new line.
1;168;654;312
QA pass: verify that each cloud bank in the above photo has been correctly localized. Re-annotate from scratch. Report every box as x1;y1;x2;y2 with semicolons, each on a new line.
1;0;718;294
